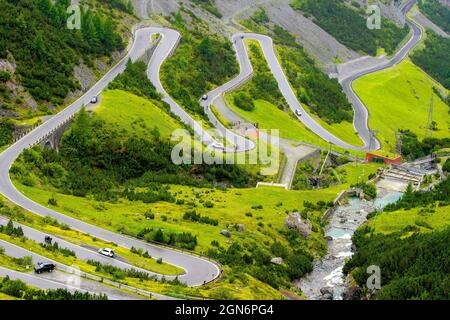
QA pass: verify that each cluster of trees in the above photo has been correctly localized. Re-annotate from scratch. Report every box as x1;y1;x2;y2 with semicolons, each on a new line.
0;117;13;148
87;260;153;281
0;276;107;300
207;233;315;289
109;60;161;100
343;226;449;300
233;92;255;111
251;8;270;24
190;0;222;18
137;227;198;250
123;186;176;204
0;0;124;105
351;182;378;199
411;31;450;89
292;159;345;190
418;0;450;33
40;241;76;258
443;158;450;173
384;178;449;211
233;43;286;110
0;219;24;237
183;210;219;226
101;0;134;14
12;107;256;200
162;12;238;115
278;43;353;124
345;174;449;300
398;129;450;160
240;17;354;124
291;0;409;55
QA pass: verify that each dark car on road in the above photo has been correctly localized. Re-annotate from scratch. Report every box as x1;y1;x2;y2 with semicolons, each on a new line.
34;262;56;274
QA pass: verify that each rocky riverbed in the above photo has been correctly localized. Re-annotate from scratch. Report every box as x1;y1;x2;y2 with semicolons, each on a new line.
296;185;404;300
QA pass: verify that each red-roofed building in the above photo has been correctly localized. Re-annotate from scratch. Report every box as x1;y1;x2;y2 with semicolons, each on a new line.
366;152;402;165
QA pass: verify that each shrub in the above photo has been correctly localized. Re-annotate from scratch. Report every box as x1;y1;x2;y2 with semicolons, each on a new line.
47;197;58;206
0;71;10;82
144;211;155;220
234;92;255;111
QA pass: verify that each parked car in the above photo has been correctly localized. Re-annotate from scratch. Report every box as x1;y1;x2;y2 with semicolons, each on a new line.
44;235;52;244
201;94;208;101
90;96;98;104
34;262;56;274
295;109;303;117
98;248;115;258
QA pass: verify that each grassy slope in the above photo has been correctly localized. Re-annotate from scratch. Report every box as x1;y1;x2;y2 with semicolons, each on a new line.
227;98;326;146
273;45;364;148
0;292;20;300
368;205;450;235
15;161;380;254
96;89;182;139
9;88;382;299
353;59;449;152
96;90;276;179
224;40;365;157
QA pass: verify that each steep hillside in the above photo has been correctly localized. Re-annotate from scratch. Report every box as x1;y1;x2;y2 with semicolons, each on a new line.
344;179;450;300
291;0;409;56
0;0;136;148
418;0;450;33
411;31;450;89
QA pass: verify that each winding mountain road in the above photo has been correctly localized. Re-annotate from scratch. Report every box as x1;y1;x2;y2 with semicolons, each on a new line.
340;0;421;150
0;0;422;293
0;27;221;288
204;0;420;152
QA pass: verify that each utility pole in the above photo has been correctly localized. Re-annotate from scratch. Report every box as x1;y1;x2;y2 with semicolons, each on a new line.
395;131;403;155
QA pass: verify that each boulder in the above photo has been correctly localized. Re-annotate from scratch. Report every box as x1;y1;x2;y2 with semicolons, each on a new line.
285;212;312;238
236;224;246;232
220;230;231;238
270;257;283;265
320;287;333;295
322;293;333;300
324;236;333;241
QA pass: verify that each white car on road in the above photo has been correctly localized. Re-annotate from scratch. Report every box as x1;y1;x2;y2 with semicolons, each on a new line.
98;248;115;258
295;109;303;117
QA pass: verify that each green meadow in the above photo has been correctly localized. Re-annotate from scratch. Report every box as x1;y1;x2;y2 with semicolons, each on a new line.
368;205;450;235
15;160;379;254
95;89;182;139
353;59;449;152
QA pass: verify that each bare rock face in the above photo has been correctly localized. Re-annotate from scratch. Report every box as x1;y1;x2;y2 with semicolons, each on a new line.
270;257;283;265
0;59;16;73
285;212;312;238
74;62;95;92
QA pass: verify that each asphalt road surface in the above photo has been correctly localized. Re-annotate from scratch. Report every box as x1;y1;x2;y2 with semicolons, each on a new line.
340;0;421;151
203;0;420;152
0;215;182;281
0;0;421;291
0;27;220;288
